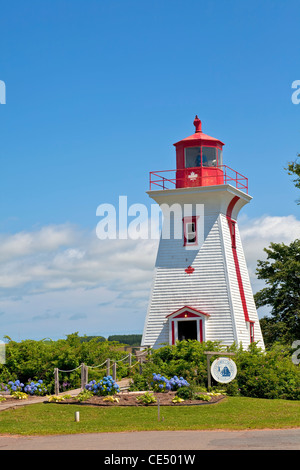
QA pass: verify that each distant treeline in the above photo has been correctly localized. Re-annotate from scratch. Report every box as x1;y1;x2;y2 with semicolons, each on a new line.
79;334;142;346
108;335;142;346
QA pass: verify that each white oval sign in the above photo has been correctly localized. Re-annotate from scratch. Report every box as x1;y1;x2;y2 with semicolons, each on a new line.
211;357;237;383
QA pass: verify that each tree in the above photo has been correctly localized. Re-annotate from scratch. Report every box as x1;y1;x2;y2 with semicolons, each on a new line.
255;239;300;346
285;154;300;204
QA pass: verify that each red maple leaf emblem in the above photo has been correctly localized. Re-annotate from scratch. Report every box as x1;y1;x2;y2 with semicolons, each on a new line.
185;266;194;274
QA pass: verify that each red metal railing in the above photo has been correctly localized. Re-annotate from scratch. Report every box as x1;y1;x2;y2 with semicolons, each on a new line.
149;165;248;193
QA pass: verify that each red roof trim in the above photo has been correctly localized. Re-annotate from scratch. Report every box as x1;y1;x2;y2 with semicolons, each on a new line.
173;132;225;147
166;305;210;319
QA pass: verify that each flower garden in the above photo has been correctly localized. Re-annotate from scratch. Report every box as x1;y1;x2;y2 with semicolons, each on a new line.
0;372;224;407
1;337;300;409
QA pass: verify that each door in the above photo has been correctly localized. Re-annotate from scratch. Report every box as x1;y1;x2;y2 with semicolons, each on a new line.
177;320;198;341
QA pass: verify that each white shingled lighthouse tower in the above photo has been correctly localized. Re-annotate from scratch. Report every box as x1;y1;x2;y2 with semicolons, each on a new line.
142;116;264;350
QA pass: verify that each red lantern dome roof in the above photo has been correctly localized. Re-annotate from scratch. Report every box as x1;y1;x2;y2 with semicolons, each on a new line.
173;116;225;148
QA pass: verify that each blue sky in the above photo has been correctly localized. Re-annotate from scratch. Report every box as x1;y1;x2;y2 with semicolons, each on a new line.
0;0;299;341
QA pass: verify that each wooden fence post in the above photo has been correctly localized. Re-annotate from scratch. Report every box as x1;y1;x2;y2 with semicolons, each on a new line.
81;363;84;389
112;362;117;381
81;363;88;390
85;364;88;387
206;354;212;390
106;358;110;376
54;368;59;395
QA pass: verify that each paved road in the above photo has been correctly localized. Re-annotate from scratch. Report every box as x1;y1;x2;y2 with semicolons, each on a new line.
0;429;300;450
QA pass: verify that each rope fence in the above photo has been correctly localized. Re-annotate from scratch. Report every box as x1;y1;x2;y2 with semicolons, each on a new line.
54;350;149;395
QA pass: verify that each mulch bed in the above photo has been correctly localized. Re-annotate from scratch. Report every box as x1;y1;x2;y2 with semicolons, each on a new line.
1;391;225;407
49;391;225;407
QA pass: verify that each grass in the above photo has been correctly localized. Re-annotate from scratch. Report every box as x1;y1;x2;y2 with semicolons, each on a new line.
0;397;300;435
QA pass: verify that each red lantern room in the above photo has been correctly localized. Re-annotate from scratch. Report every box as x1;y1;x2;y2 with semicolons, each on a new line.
149;116;248;193
174;115;224;188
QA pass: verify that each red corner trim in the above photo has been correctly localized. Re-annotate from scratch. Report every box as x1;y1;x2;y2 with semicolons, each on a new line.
172;321;175;345
226;195;240;219
226;196;250;323
199;319;203;342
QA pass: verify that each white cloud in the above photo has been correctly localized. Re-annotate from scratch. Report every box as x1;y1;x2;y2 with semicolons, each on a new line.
239;214;300;277
0;225;77;262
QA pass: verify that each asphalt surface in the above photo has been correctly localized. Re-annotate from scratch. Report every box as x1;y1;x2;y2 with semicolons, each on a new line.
0;429;300;450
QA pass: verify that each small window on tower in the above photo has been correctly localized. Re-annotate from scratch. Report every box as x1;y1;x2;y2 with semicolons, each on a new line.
183;216;198;246
186;222;196;243
250;322;255;343
229;219;236;248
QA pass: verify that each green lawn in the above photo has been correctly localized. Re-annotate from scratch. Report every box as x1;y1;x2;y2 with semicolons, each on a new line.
0;397;300;435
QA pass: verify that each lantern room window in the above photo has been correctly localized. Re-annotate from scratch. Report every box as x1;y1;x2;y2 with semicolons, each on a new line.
185;146;222;169
185;147;201;168
202;147;217;167
218;148;223;166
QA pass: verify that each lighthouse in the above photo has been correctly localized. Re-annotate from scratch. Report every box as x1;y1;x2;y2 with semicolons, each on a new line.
142;116;265;350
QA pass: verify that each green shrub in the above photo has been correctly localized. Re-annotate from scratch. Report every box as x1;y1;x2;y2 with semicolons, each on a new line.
76;390;93;402
176;386;193;400
0;333;130;392
131;340;300;401
195;394;211;401
235;343;300;400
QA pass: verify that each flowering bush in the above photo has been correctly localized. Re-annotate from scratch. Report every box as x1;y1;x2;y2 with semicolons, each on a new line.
85;376;120;396
24;380;48;396
1;379;48;396
151;373;189;392
7;380;24;392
